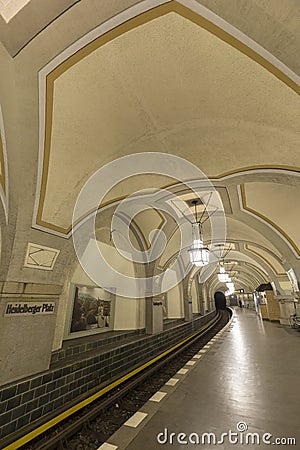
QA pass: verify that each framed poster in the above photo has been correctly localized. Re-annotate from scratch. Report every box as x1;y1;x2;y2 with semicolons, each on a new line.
64;284;115;339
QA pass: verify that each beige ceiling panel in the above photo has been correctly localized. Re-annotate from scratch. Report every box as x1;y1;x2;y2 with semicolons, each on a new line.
220;249;264;269
118;13;299;129
246;244;285;275
243;182;300;252
0;0;30;23
101;174;175;207
159;227;181;268
224;217;281;256
40;9;300;231
197;0;300;75
131;208;164;250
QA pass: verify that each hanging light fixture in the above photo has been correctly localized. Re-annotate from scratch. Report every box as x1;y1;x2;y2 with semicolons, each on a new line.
218;266;230;283
226;281;235;293
225;285;235;296
213;244;234;285
188;200;210;267
188;225;210;267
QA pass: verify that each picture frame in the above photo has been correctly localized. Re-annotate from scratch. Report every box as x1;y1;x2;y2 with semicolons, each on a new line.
64;284;115;340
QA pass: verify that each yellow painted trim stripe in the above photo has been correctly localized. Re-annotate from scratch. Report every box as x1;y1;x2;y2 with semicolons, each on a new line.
2;313;219;450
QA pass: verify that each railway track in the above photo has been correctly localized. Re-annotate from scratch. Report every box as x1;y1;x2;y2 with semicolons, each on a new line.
17;308;231;450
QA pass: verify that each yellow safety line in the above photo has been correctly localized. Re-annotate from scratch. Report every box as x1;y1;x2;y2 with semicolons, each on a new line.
2;314;219;449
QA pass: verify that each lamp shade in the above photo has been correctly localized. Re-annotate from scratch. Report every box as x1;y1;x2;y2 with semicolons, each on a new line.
188;239;210;267
225;281;235;295
218;267;229;283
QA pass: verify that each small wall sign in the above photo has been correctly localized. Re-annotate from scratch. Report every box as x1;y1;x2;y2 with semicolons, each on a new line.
4;302;55;316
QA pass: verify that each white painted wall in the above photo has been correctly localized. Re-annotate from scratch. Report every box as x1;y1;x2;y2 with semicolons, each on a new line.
114;296;145;330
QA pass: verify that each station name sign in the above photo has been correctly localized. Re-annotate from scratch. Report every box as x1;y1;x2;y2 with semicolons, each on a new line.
4;302;55;316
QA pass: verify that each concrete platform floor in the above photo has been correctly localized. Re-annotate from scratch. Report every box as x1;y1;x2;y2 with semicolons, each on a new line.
111;308;300;450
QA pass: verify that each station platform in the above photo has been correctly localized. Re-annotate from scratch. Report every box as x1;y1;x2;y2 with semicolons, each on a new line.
105;308;300;450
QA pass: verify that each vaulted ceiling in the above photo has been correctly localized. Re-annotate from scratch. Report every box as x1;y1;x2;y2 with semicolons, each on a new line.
0;0;299;294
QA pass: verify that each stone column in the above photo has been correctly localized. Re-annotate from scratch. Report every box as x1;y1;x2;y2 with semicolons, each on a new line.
182;277;193;322
202;284;209;313
0;281;62;386
276;296;296;326
145;295;164;334
198;283;205;315
286;267;300;296
275;266;300;325
144;263;163;334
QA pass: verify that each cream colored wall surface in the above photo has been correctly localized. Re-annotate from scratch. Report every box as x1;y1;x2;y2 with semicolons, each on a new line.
52;243;142;348
279;280;293;293
114;296;142;330
75;239;138;295
72;264;97;286
191;279;199;313
159;228;181;268
167;283;183;318
72;248;145;330
71;247;143;330
98;241;136;277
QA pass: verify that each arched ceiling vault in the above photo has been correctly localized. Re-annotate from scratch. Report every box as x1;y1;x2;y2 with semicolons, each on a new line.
32;1;299;236
0;0;299;289
206;258;269;293
1;0;300;73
